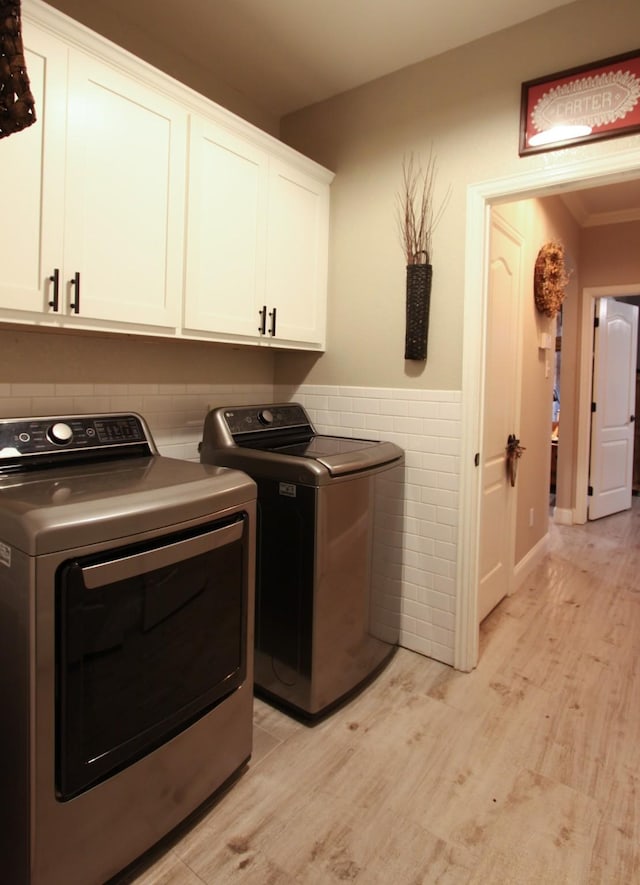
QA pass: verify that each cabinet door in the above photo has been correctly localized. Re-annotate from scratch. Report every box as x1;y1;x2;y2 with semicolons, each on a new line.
265;161;329;348
183;117;267;338
0;24;66;317
63;52;187;329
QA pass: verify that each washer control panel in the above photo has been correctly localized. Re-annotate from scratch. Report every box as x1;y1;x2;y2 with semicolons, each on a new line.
223;404;310;437
0;414;150;463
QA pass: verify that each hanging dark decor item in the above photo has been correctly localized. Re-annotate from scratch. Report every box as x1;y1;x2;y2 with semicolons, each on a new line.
533;241;570;318
405;263;433;361
397;151;450;361
0;0;37;138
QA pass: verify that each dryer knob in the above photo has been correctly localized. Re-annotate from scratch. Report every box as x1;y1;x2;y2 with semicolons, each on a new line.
258;409;274;426
49;422;73;445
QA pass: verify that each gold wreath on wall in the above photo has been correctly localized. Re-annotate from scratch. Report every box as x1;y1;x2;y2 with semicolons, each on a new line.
533;241;570;318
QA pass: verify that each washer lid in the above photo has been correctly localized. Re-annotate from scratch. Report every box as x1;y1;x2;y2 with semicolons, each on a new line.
201;403;404;484
0;456;256;555
269;436;403;477
202;438;403;485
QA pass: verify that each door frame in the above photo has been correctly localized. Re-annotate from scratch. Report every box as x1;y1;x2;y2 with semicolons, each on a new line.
576;284;640;523
455;145;640;672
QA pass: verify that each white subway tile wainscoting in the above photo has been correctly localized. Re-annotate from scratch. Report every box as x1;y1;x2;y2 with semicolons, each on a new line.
0;382;461;666
278;385;461;666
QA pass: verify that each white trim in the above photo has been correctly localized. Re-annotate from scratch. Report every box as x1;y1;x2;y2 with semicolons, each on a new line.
455;190;489;671
456;146;640;672
576;283;640;524
513;532;550;590
553;507;574;525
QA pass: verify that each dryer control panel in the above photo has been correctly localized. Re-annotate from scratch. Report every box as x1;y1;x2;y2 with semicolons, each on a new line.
0;414;153;470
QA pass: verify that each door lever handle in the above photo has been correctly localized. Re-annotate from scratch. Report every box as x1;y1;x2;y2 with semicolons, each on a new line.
506;434;525;487
631;415;636;423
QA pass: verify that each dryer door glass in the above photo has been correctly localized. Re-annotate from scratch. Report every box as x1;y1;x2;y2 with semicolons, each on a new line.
55;514;248;799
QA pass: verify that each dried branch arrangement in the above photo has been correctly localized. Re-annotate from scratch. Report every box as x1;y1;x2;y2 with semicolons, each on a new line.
397;150;450;266
534;242;570;317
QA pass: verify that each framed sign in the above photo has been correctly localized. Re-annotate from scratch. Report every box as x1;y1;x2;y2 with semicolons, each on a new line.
519;49;640;155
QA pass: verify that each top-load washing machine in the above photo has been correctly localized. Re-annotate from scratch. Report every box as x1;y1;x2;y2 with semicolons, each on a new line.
200;402;404;720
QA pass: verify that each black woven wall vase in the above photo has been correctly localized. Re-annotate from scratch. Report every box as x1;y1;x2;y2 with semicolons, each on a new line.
404;263;432;360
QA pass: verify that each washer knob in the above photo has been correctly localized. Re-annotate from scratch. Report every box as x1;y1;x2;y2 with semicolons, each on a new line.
48;422;73;445
258;409;274;426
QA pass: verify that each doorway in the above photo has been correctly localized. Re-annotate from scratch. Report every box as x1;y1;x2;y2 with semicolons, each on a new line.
576;286;640;521
551;290;640;524
455;148;640;672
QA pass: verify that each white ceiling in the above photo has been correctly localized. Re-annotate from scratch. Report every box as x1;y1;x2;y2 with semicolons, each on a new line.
560;180;640;227
88;0;576;118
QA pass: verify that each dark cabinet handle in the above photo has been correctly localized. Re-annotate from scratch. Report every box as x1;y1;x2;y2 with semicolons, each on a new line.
48;268;60;311
258;305;267;335
69;272;80;314
269;306;277;337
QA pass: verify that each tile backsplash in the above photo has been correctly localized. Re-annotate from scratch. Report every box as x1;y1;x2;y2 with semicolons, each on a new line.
0;381;460;665
0;381;275;461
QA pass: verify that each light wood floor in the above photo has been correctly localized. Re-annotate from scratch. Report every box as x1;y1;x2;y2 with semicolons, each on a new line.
116;500;640;884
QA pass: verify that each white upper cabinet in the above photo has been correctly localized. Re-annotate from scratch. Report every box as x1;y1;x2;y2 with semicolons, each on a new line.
2;0;333;350
63;52;187;328
183;118;268;339
0;20;186;332
264;160;329;348
184;119;331;349
0;24;66;316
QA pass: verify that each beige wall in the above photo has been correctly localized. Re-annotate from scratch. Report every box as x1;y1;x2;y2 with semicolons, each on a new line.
581;221;640;288
277;0;640;391
0;326;274;388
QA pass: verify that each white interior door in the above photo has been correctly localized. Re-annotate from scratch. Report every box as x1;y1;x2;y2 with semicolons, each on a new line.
477;214;523;623
588;298;638;520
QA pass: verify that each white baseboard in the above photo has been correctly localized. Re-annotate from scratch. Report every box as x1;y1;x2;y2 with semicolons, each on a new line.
553;507;574;525
513;532;549;591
